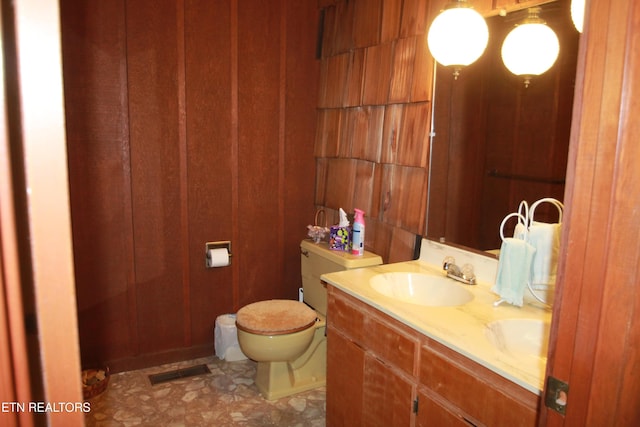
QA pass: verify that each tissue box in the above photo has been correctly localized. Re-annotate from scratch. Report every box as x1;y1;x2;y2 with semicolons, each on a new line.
329;226;351;251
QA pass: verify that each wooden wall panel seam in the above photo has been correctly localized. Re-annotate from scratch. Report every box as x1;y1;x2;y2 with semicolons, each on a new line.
230;0;240;311
121;0;139;358
176;0;191;347
278;0;287;300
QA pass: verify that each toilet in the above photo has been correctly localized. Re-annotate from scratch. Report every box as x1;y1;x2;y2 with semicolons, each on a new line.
236;239;382;400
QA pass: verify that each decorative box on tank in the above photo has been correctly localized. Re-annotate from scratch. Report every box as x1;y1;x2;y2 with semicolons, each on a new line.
329;225;351;252
328;208;352;252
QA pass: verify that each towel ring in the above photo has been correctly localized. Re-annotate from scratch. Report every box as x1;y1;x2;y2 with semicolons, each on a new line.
529;197;563;225
499;212;528;242
517;200;529;226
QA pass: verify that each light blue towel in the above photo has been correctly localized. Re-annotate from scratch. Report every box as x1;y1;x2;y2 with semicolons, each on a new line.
492;238;536;307
528;221;561;287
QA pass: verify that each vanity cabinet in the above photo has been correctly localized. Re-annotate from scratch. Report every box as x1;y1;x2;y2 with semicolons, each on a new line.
418;341;539;426
327;286;540;426
327;286;418;426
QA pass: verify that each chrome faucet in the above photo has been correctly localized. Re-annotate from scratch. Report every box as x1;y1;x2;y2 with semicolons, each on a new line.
443;257;476;285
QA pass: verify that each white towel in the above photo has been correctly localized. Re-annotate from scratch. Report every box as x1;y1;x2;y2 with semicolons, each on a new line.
492;238;536;307
528;221;561;287
513;222;528;240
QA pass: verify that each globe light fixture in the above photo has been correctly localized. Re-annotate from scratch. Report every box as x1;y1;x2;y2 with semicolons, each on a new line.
501;7;560;88
427;0;489;79
571;0;585;33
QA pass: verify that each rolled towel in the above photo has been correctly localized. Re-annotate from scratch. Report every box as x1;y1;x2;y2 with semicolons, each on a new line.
492;237;536;307
528;221;561;287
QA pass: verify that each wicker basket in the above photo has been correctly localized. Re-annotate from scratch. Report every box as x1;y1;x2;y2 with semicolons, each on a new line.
82;367;110;400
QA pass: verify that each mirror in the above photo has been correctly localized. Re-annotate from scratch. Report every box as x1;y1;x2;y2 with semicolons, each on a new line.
426;0;579;253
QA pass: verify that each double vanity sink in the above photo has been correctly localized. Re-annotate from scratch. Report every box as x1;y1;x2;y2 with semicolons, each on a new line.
322;256;552;395
370;271;550;366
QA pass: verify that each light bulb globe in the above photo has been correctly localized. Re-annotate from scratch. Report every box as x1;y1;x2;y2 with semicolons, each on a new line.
427;7;489;68
501;23;560;77
571;0;584;33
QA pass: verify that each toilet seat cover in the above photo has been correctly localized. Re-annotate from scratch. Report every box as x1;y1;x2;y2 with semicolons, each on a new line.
236;299;317;335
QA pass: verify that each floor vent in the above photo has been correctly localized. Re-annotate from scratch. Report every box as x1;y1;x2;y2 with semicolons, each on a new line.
148;364;211;385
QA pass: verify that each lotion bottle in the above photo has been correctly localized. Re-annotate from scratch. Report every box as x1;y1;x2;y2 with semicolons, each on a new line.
351;208;365;256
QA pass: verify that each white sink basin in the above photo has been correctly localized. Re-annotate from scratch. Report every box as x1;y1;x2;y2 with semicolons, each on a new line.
370;272;474;307
485;318;551;360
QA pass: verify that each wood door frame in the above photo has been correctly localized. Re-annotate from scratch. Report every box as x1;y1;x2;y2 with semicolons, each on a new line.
542;0;640;425
1;0;83;426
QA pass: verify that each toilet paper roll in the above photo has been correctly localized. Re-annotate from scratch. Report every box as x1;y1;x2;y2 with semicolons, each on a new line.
207;248;230;267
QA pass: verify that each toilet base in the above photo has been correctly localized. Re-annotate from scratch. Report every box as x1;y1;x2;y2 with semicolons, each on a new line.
255;327;326;400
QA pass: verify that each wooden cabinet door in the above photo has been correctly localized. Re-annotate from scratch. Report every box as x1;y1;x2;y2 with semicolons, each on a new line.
416;389;473;427
420;344;538;426
326;329;365;427
362;354;415;427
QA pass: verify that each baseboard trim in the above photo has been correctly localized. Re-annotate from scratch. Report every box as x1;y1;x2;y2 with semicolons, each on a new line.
98;344;214;374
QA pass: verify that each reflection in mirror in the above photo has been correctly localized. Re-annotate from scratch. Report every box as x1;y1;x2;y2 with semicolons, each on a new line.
427;0;579;253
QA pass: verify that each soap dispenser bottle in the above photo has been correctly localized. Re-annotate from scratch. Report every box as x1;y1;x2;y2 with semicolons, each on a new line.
351;208;365;256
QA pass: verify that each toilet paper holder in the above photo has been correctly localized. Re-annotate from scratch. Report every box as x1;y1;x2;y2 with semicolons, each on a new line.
205;241;232;267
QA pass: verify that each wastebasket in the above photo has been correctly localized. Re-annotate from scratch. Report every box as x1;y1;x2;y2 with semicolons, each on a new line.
214;314;247;361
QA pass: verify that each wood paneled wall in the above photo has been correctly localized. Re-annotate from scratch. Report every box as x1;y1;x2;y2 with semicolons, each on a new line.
61;0;319;371
314;0;442;263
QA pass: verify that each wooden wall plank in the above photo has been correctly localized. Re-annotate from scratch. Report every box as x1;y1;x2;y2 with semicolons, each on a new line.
317;54;329;106
397;102;430;167
338;108;355;158
324;158;357;211
126;0;185;354
380;165;428;232
353;0;381;48
380;104;404;164
364;106;384;163
320;4;337;57
184;0;235;345
362;43;393;105
237;0;284;306
380;0;403;42
315;158;329;206
344;49;365;107
400;0;431;38
333;0;355;53
324;53;349;107
352;160;377;216
388;37;416;104
315;109;342;157
283;0;320;297
411;33;434;102
61;0;137;365
348;107;369;159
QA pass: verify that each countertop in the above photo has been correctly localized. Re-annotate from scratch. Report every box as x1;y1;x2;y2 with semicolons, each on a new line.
321;259;552;395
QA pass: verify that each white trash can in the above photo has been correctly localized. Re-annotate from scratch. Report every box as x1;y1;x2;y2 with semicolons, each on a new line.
214;314;247;362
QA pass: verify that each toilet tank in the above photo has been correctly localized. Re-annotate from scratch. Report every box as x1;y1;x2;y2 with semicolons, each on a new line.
300;240;382;316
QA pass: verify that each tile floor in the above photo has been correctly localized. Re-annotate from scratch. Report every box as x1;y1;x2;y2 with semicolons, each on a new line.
84;356;326;427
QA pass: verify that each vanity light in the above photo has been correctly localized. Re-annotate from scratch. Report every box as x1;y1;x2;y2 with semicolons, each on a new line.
427;0;489;79
501;7;560;88
571;0;585;33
